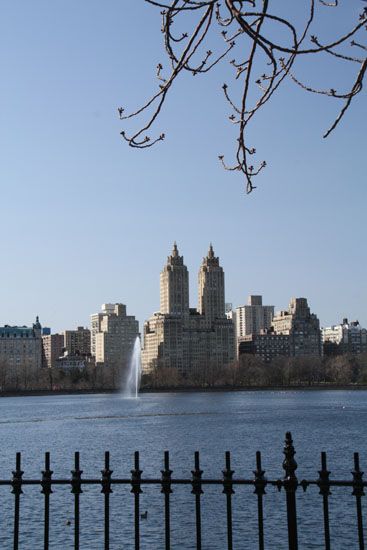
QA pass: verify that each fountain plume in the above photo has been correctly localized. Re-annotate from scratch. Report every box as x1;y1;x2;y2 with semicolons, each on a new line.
123;336;141;398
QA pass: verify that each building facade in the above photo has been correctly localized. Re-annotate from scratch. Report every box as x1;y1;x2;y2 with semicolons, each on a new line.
238;331;290;362
271;298;322;357
322;319;367;355
160;242;189;316
91;304;139;367
198;244;225;324
142;244;234;374
238;298;322;361
225;304;238;359
0;317;43;370
42;333;64;368
236;295;274;337
55;350;93;369
235;295;274;356
64;326;91;357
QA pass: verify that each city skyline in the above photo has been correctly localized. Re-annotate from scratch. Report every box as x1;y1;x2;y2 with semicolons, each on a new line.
0;241;365;334
1;2;365;333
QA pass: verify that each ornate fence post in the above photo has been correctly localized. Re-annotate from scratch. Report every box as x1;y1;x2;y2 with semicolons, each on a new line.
283;432;298;550
191;451;203;550
222;451;235;550
131;451;142;550
352;452;365;549
101;451;113;550
317;451;331;550
11;452;23;550
254;451;266;550
41;452;53;550
161;451;173;550
71;451;83;550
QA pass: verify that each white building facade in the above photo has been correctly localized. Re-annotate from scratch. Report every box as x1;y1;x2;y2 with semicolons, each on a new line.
236;296;274;338
91;304;139;367
322;319;367;355
235;296;274;357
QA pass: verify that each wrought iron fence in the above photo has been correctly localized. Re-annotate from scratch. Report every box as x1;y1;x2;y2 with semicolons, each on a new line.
2;431;366;550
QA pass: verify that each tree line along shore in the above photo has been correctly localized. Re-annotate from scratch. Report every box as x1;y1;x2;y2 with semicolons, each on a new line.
0;353;366;394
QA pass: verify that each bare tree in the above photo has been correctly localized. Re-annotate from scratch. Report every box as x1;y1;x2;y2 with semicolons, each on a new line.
0;361;8;392
120;1;367;193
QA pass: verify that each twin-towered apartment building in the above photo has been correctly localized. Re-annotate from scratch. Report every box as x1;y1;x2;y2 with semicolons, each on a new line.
141;243;234;373
0;244;366;372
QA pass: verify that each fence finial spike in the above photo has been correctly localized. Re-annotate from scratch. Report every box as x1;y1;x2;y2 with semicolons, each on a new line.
283;432;297;479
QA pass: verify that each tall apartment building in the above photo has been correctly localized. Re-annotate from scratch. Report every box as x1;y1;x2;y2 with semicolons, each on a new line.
91;304;139;367
142;244;234;374
236;296;274;337
322;319;367;355
198;244;225;324
272;297;322;357
0;317;43;369
235;295;274;356
64;327;91;356
160;242;189;316
42;333;64;368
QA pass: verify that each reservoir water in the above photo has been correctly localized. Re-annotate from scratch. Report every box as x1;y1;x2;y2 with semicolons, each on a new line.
0;390;366;549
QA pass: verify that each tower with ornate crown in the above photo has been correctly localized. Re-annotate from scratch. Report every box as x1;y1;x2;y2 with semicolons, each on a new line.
160;243;189;316
198;244;225;324
142;244;234;376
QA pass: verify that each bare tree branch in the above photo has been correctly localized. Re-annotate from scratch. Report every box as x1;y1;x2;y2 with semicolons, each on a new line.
120;1;367;193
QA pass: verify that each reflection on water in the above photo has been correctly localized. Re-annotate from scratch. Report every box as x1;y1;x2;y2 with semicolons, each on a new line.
0;390;365;549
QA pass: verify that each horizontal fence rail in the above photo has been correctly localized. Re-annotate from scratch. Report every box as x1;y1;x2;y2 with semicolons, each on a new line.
1;432;366;549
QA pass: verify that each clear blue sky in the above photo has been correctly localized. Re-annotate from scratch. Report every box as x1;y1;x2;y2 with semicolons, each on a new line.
0;1;366;332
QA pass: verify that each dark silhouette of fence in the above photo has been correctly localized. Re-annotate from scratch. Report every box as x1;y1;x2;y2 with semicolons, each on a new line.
3;431;366;549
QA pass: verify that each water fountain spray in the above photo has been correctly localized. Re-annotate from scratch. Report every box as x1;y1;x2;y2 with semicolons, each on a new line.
124;336;141;398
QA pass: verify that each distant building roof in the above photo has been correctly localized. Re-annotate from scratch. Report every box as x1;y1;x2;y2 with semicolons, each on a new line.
0;326;37;337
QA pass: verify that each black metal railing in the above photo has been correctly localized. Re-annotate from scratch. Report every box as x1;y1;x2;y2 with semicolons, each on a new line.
1;431;366;549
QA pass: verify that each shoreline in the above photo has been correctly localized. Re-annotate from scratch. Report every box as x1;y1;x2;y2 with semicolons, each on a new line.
1;384;367;398
140;384;367;393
